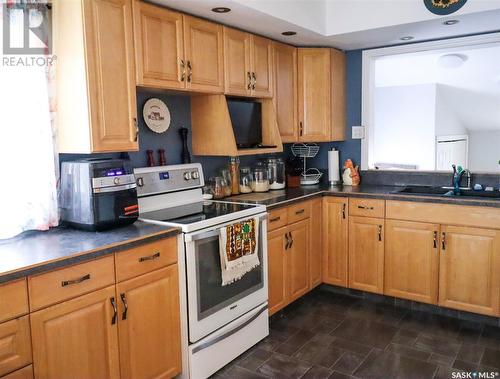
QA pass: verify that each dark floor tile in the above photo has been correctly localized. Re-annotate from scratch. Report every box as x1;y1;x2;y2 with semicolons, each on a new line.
414;334;461;357
478;325;500;350
328;371;352;379
284;329;316;348
331;318;398;349
274;342;302;357
480;347;500;369
456;344;485;364
309;332;336;346
257;353;311;379
391;328;420;346
223;365;270;379
385;343;431;361
237;348;273;371
331;351;366;375
428;353;455;367
256;336;282;352
376;305;408;326
353;349;437;379
293;341;344;368
309;319;343;335
270;327;300;342
453;359;477;372
433;365;458;379
331;337;372;355
399;312;461;339
301;365;334;379
457;321;483;344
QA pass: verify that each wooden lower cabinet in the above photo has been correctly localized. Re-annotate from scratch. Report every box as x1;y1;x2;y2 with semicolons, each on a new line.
2;365;33;379
0;316;32;377
309;198;323;288
439;226;500;316
268;227;288;315
288;219;310;302
348;216;384;294
322;197;348;287
384;220;439;304
116;266;181;379
30;286;120;379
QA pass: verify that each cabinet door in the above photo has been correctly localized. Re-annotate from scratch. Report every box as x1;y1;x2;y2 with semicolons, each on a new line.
0;316;32;377
309;199;322;288
251;35;273;98
183;16;224;93
439;226;500;316
84;0;138;152
297;48;331;142
348;216;384;294
30;286;120;379
268;228;288;316
385;220;439;304
223;27;251;96
133;1;185;89
288;219;310;301
274;42;298;142
117;266;181;379
322;197;348;287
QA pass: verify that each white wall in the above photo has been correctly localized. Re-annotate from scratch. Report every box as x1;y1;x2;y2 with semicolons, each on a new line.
435;85;467;136
372;84;437;170
468;130;500;172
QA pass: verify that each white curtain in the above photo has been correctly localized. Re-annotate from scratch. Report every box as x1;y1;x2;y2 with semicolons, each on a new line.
0;3;58;239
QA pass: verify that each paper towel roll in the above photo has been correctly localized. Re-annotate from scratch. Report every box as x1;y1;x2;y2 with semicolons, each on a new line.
328;149;340;186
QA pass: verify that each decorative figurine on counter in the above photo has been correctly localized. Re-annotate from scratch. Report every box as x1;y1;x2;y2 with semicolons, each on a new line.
342;159;360;186
179;127;191;164
158;149;166;166
146;149;155;167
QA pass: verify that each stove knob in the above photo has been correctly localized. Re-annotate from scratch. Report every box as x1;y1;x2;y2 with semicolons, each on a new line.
191;171;200;179
136;177;144;187
183;172;192;180
113;177;121;185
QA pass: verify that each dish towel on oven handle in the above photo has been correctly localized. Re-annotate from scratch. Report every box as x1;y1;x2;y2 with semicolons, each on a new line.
219;217;260;286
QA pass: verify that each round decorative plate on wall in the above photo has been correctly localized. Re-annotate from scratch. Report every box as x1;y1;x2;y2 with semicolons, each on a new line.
423;0;467;15
143;98;171;133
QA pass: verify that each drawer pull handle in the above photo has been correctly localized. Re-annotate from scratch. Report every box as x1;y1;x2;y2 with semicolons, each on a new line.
284;232;291;250
139;252;160;262
120;293;128;320
433;231;438;249
295;209;305;215
342;203;346;219
110;297;117;325
378;225;382;242
289;232;294;249
357;205;374;210
442;232;446;250
61;273;91;287
270;216;281;223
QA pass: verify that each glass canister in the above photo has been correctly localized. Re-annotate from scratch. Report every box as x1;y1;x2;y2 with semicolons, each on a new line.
253;164;269;192
267;157;286;190
229;157;240;195
239;167;254;193
220;168;233;197
210;176;227;199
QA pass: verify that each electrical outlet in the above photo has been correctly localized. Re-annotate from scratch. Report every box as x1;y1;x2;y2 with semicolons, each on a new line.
352;126;365;139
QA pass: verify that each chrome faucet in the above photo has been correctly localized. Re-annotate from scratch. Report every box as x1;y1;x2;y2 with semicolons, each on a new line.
451;165;471;195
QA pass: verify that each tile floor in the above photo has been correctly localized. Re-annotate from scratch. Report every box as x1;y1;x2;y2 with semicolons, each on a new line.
212;289;500;379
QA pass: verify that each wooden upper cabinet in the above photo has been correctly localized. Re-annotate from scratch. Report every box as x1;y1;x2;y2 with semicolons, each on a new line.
274;42;297;142
439;226;500;316
251;35;273;98
56;0;138;153
297;48;345;142
384;220;440;305
133;1;184;89
117;266;181;379
224;27;251;96
322;197;348;287
30;286;120;379
348;216;384;294
309;198;323;288
267;227;288;316
183;16;224;93
288;219;310;302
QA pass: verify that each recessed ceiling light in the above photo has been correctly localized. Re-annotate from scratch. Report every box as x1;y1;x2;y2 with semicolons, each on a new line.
281;31;297;36
400;36;414;41
211;7;231;13
443;19;459;25
438;53;467;69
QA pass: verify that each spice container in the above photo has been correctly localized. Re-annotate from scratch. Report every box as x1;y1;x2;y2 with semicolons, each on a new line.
210;177;227;199
229;157;240;195
267;157;286;190
221;168;233;197
239;167;254;193
253;165;269;192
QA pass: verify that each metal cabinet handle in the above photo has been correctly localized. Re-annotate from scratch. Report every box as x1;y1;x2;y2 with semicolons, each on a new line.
270;216;281;223
342;203;346;219
247;71;252;89
299;121;303;137
110;297;117;325
295;209;305;215
187;60;192;82
180;59;186;82
61;273;90;287
289;232;294;249
378;225;382;242
358;205;374;210
433;231;438;249
138;252;160;262
133;118;139;142
284;232;291;250
442;232;446;250
251;72;256;89
120;293;128;320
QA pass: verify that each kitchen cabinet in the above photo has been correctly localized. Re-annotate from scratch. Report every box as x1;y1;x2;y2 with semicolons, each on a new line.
267;227;288;315
56;0;138;153
322;197;349;287
274;42;298;142
2;365;33;379
439;226;500;316
0;316;32;377
384;220;439;304
309;198;323;288
0;279;28;324
223;27;273;97
348;216;384;294
288;219;310;302
297;48;345;142
116;266;181;379
30;286;120;379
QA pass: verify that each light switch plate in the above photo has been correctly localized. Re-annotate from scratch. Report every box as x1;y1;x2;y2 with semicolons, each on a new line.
352;126;365;139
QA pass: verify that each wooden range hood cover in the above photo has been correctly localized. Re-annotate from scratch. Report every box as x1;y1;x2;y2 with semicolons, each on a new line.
190;95;283;156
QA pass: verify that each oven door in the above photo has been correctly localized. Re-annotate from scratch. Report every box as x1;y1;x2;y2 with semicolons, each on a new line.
184;213;268;343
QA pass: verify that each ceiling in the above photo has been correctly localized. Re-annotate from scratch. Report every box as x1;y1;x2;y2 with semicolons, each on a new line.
153;0;500;50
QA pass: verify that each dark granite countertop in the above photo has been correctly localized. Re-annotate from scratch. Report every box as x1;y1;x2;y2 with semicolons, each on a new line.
0;222;180;284
226;184;500;210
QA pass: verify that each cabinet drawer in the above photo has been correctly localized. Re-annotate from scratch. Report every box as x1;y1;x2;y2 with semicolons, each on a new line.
115;237;178;282
287;201;311;224
268;207;288;231
28;255;115;311
0;316;32;377
349;198;385;218
0;279;28;323
2;365;33;379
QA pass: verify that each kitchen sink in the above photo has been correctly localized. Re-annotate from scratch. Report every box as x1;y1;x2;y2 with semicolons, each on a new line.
394;186;500;199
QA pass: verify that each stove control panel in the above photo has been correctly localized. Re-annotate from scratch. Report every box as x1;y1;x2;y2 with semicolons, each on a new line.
134;163;204;197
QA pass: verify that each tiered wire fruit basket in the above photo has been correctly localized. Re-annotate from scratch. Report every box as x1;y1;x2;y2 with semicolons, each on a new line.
291;143;323;185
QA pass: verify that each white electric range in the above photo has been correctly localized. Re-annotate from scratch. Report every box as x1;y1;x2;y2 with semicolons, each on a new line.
134;163;269;379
